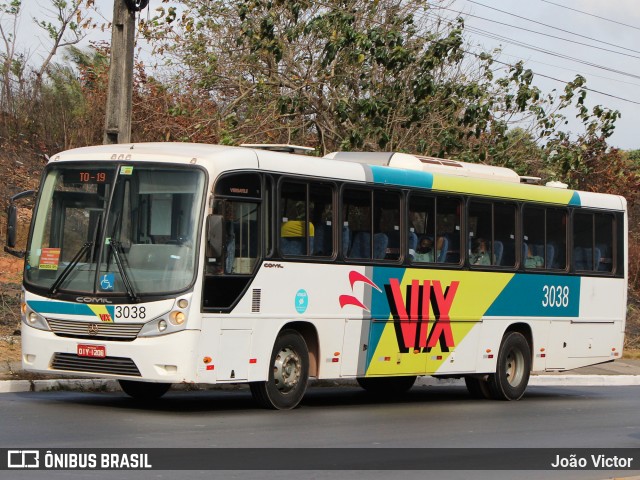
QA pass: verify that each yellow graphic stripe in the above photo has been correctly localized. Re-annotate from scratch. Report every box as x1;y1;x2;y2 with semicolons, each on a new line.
432;176;575;204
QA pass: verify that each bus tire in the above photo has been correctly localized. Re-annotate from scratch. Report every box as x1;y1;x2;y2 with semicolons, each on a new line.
356;375;417;395
487;331;531;401
119;380;171;400
250;329;309;410
464;375;492;399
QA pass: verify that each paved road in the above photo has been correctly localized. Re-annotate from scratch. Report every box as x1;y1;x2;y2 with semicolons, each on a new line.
0;384;639;480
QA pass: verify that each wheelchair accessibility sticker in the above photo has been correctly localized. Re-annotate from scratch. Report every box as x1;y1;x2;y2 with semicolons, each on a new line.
100;273;115;292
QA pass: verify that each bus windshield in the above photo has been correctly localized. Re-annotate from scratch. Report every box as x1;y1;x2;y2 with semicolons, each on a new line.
25;164;206;297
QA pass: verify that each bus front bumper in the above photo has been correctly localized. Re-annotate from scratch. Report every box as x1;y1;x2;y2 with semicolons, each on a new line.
21;326;201;384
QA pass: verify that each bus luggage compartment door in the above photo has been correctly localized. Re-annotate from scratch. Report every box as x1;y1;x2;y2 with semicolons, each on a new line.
217;330;252;381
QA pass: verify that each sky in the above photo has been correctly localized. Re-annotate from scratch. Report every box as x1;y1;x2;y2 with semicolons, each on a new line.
446;0;640;150
14;0;640;151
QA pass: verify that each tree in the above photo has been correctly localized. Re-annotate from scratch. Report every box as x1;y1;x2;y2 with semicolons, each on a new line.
142;0;553;156
0;0;92;139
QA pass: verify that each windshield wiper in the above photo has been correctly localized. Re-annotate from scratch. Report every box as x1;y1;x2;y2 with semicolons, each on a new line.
109;240;140;302
49;242;92;295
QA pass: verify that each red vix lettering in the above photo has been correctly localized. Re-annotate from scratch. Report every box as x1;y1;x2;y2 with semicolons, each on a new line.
99;313;112;322
385;278;459;352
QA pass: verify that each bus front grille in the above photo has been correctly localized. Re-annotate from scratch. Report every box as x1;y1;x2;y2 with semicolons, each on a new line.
47;319;144;341
51;353;141;377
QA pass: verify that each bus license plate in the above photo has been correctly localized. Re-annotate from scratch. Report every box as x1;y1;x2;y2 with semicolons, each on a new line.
77;344;106;358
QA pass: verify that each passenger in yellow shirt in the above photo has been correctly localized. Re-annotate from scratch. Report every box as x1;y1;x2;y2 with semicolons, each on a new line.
281;219;315;238
281;201;314;254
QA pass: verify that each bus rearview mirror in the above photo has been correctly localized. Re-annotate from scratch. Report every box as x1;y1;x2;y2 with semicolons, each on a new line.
6;203;17;248
4;190;35;258
206;214;225;260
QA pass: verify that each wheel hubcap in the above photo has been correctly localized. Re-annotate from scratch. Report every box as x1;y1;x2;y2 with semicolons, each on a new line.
505;348;525;387
273;347;301;393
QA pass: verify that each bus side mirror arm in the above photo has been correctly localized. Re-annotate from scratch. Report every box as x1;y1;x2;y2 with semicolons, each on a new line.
5;190;35;258
206;214;226;261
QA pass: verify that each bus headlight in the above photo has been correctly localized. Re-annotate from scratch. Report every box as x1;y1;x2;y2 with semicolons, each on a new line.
137;315;187;337
177;299;189;309
22;309;50;331
169;311;186;326
137;296;192;337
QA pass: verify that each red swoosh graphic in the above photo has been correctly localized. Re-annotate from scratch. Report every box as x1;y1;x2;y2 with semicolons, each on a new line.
339;295;369;311
348;270;381;292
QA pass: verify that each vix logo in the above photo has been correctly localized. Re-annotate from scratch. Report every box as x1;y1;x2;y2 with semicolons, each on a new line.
339;271;460;354
386;278;459;353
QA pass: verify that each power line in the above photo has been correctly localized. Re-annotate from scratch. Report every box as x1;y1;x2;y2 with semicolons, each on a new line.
540;0;640;32
462;46;640;106
462;24;640;81
417;10;640;105
465;0;640;56
438;5;640;60
301;2;640;107
493;51;640;89
420;10;640;82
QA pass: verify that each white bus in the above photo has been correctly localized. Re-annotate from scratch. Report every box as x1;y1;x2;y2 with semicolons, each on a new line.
6;143;627;409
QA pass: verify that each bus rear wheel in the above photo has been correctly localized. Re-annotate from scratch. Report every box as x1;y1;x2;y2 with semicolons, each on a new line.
487;331;531;401
356;376;417;395
119;380;171;400
250;329;309;410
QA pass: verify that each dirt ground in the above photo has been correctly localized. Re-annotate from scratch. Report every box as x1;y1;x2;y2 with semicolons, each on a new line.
0;254;25;368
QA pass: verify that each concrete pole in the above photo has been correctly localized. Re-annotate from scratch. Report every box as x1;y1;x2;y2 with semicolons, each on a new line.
103;1;136;145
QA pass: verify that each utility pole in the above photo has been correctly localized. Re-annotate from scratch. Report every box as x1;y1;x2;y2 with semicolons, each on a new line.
103;1;148;145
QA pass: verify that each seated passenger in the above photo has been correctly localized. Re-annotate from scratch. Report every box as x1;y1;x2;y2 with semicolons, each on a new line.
524;244;544;268
470;238;491;265
414;237;435;263
281;219;315;238
281;217;314;255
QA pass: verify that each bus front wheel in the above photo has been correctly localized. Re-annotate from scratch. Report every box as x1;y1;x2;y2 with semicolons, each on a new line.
487;331;531;401
119;380;171;400
250;329;309;410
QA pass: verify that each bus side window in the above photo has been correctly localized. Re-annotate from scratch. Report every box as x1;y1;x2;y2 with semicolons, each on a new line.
343;188;371;259
574;211;614;273
310;183;334;257
280;182;313;256
279;181;334;257
436;196;461;264
547;208;567;269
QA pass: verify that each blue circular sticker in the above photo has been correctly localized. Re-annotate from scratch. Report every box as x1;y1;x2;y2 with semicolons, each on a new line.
295;289;309;314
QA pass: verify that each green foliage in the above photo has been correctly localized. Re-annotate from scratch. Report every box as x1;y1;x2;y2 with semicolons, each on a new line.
140;0;621;177
627;150;640;166
0;1;21;16
0;0;629;191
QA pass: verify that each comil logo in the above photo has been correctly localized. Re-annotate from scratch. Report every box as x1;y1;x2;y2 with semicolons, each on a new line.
8;450;39;468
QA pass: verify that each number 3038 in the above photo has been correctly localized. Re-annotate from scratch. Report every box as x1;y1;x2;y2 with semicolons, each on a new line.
115;306;146;319
541;285;569;308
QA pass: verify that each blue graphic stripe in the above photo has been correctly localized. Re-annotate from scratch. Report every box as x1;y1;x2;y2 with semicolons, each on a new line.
28;301;115;318
485;274;580;317
370;165;434;189
367;267;406;370
569;191;581;206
